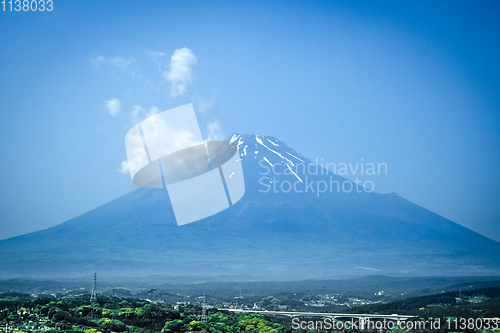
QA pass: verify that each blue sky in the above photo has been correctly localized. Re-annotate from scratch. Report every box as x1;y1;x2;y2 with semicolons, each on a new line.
1;0;499;241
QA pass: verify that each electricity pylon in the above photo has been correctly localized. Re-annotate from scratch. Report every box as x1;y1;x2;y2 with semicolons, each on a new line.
90;273;97;303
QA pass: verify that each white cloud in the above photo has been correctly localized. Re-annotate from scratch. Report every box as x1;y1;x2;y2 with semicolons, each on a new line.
207;120;223;141
118;160;129;175
90;55;105;67
90;55;134;69
198;95;216;113
141;118;201;160
105;98;121;116
90;55;141;81
147;50;166;62
107;56;133;69
164;48;197;97
129;105;161;125
130;105;145;125
148;106;160;117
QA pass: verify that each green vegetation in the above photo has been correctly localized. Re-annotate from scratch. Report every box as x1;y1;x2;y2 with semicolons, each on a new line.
1;284;500;333
0;293;284;333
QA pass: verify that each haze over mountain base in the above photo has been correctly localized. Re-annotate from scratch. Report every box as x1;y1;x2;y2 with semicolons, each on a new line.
1;134;499;280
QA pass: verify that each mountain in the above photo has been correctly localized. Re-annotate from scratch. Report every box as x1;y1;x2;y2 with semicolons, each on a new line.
1;133;499;280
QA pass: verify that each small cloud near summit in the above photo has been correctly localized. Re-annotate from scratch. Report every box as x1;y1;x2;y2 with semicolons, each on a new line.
207;120;223;141
118;160;129;175
105;98;121;116
164;48;197;97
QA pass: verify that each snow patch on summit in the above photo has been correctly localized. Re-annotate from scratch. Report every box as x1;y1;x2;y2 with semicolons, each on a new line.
228;134;308;172
255;136;295;166
230;134;239;143
287;164;302;182
266;138;279;147
263;157;273;166
286;151;304;162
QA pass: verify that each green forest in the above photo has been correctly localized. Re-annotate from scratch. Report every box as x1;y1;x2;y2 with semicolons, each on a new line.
0;293;282;333
1;289;500;333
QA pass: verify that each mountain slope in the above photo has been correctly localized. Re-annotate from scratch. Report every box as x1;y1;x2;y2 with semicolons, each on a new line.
0;133;499;279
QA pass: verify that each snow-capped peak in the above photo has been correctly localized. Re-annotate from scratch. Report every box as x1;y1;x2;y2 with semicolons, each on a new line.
226;133;309;171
